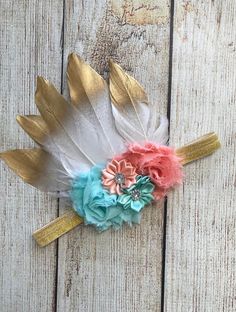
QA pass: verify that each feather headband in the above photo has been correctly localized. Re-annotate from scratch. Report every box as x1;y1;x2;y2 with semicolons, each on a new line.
0;53;221;247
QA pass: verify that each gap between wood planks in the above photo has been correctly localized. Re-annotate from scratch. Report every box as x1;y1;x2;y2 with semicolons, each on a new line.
54;0;175;310
161;0;175;311
54;0;66;310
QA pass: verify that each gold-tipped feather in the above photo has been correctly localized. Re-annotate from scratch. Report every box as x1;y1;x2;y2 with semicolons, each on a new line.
109;60;148;108
67;53;124;156
109;60;150;142
0;148;49;185
35;75;96;166
0;148;70;191
35;76;70;134
16;115;49;146
67;53;106;107
0;53;221;247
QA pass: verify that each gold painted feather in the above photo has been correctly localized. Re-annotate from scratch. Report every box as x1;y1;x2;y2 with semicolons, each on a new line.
109;60;148;108
0;53;221;246
0;149;70;191
109;60;168;144
0;53;168;190
16;115;49;146
67;53;107;108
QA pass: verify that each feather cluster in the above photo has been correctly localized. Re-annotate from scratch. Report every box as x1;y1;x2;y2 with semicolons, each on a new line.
0;53;182;230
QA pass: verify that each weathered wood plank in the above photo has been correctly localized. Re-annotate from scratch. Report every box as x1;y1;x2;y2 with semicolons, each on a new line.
165;1;236;311
57;1;171;311
0;1;64;311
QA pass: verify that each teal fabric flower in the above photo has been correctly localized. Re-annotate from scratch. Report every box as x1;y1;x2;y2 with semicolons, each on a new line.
118;176;155;212
70;165;141;231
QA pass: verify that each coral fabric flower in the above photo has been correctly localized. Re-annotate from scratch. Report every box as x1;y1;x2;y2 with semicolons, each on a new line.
116;142;183;200
102;159;137;195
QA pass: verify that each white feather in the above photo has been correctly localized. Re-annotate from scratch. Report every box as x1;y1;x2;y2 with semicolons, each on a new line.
148;115;169;145
67;53;125;157
2;55;170;194
109;60;169;145
36;77;113;170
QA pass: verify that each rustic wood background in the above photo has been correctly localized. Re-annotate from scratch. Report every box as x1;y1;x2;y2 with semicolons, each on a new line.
0;1;235;311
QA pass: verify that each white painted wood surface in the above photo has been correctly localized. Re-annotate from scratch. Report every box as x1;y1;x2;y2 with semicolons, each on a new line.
165;1;236;311
0;0;235;311
0;1;63;311
57;1;170;311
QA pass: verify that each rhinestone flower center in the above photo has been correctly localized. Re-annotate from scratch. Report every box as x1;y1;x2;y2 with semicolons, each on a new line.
114;173;125;185
131;189;141;201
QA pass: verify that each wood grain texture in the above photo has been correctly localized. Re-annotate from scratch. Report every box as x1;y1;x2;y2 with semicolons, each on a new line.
57;1;170;311
165;1;236;311
0;1;63;311
1;0;235;311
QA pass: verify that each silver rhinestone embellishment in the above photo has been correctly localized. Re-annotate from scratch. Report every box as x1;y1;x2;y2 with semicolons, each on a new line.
131;189;141;201
114;173;125;185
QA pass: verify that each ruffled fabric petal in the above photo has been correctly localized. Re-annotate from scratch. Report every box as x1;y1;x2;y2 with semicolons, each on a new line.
116;142;183;200
70;165;141;231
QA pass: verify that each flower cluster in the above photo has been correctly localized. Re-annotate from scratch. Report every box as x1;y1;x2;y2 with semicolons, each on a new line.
116;143;183;199
70;142;183;231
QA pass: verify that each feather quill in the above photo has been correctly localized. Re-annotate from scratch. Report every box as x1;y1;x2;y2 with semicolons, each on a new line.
67;53;124;155
1;55;169;192
36;76;124;172
109;60;149;142
16;114;88;176
109;60;168;144
35;77;99;172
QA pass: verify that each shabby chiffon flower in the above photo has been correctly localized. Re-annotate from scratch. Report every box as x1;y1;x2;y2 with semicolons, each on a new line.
118;176;155;212
70;165;140;231
102;159;137;195
116;142;183;200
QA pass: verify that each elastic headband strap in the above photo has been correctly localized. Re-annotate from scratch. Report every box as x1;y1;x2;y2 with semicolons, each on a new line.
33;211;83;247
176;132;221;165
33;132;221;247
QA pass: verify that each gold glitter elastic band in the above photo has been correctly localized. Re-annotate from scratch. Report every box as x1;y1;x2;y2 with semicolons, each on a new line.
33;211;83;247
33;132;221;247
175;132;221;165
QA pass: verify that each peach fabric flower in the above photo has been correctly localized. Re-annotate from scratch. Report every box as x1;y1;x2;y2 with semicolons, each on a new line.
116;142;183;200
102;159;137;195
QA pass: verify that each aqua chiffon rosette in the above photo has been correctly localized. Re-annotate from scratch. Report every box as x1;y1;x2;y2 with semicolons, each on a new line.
70;165;143;231
70;148;181;231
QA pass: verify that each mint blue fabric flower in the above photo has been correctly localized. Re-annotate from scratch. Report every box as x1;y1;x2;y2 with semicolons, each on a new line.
118;176;155;212
70;165;140;231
